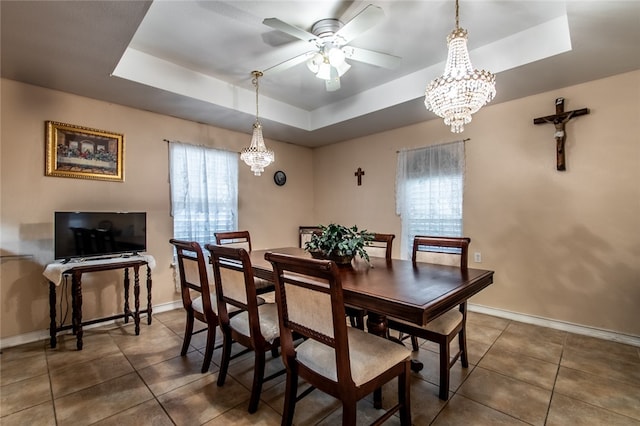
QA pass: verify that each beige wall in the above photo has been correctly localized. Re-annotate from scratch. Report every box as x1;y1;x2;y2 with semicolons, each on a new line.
2;71;639;343
0;79;314;339
313;70;640;337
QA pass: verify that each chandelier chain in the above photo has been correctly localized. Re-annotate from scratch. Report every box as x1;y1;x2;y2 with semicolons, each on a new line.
455;0;459;30
252;70;263;121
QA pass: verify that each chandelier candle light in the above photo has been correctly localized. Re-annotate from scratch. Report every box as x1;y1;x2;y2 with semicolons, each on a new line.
424;0;496;133
241;70;275;176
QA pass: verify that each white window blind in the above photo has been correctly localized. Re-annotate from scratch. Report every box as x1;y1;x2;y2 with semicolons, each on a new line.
169;142;238;248
396;141;465;259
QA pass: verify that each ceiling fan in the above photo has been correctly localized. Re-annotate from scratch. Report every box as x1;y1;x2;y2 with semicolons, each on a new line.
262;4;401;92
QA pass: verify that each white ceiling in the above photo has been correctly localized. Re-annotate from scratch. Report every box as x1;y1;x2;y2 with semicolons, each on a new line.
2;1;639;147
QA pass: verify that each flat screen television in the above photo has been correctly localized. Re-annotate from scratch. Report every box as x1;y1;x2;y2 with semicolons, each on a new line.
54;211;147;261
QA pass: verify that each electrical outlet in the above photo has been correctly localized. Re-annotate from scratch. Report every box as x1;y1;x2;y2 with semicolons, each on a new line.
474;252;482;263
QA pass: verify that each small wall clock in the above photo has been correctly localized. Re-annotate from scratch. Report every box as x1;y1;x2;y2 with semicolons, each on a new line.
273;170;287;186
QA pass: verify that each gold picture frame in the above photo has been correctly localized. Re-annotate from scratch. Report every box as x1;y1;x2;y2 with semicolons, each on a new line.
45;121;124;182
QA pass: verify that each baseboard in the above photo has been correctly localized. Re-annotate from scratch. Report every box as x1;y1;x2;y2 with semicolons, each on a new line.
469;303;640;348
3;301;638;350
0;300;183;351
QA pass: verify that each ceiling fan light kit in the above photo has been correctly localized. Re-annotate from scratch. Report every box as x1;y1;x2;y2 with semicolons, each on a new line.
263;4;400;92
241;71;274;176
424;0;496;133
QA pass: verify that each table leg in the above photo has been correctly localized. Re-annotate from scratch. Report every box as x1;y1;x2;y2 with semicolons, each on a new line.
133;265;141;335
365;312;388;410
123;268;130;323
146;265;153;324
72;271;83;350
49;281;57;348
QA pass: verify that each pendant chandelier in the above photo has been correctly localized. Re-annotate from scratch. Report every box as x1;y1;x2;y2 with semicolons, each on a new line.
241;70;274;176
424;0;496;133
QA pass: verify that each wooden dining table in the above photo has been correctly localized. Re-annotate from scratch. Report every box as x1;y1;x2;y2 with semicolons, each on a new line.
250;247;494;407
250;247;494;340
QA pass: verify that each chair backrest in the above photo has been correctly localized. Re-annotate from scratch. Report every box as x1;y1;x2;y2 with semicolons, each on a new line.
265;252;353;383
412;236;470;270
367;233;395;260
298;226;321;248
215;230;252;252
206;244;265;339
169;239;216;320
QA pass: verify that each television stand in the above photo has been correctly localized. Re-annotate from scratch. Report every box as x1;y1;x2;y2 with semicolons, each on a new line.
44;255;155;350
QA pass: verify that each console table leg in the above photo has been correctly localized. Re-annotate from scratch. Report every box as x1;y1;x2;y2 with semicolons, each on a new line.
49;281;57;348
123;268;130;323
146;266;153;324
134;265;141;335
72;272;83;350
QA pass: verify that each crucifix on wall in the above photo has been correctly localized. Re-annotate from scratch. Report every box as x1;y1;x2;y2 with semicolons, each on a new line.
533;97;589;171
354;167;365;186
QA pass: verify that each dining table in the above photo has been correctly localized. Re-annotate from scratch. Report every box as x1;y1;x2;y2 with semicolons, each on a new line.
250;247;494;359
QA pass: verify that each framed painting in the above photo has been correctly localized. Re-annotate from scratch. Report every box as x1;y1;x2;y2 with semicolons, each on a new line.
45;121;124;182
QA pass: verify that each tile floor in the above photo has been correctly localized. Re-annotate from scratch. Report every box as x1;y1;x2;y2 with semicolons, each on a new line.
1;309;639;425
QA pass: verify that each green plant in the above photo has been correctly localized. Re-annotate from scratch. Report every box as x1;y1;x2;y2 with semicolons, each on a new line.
304;223;374;262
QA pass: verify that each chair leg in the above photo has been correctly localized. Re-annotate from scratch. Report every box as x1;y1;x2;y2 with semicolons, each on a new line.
411;335;419;351
348;314;358;328
216;328;232;384
438;340;451;400
459;327;469;368
248;350;266;413
355;312;366;331
342;399;358;426
399;361;412;426
201;324;217;374
281;369;298;426
181;311;194;356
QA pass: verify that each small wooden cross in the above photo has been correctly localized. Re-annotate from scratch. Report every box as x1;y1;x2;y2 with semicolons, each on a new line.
533;97;589;171
354;167;365;186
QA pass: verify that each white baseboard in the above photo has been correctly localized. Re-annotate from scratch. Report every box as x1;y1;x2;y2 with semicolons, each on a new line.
469;303;640;348
3;301;638;350
0;300;183;351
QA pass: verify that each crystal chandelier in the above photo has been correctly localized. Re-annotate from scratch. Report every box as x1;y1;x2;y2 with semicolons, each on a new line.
424;0;496;133
241;71;274;176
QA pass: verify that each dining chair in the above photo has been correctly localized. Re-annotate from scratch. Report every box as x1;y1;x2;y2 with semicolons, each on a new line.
387;235;471;401
346;233;395;330
215;230;273;294
206;243;284;413
169;239;221;373
298;225;321;248
265;252;412;426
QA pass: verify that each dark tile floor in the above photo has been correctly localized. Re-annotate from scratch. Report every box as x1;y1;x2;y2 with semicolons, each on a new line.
1;309;639;425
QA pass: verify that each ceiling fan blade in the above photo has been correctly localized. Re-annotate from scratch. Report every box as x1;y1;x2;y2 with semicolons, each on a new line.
263;18;317;43
334;4;384;45
342;46;401;69
263;51;315;74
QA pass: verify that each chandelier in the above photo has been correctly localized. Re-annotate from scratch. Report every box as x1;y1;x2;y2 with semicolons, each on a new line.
424;0;496;133
241;71;274;176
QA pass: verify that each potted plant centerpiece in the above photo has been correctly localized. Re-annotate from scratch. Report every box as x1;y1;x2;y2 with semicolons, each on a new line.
304;223;374;266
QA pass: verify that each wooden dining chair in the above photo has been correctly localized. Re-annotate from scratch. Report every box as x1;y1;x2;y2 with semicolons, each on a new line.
206;243;284;413
298;225;321;248
387;235;471;400
214;230;252;251
169;239;220;373
346;233;395;330
266;252;412;426
215;230;273;294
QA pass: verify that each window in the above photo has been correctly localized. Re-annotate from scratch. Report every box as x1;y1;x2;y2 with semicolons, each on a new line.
396;141;465;259
169;142;238;248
